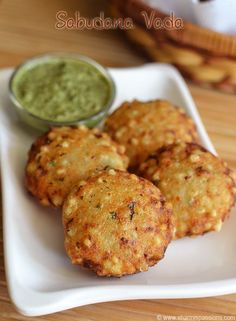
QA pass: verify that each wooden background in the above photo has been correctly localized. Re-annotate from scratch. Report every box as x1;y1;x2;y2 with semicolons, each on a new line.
0;0;236;319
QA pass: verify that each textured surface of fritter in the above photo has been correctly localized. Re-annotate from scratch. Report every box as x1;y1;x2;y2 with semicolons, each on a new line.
63;170;173;277
139;143;236;239
104;100;198;169
25;126;128;207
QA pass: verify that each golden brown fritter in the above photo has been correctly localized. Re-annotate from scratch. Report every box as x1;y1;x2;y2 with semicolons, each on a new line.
139;143;236;239
104;100;198;169
63;170;173;277
25;126;128;208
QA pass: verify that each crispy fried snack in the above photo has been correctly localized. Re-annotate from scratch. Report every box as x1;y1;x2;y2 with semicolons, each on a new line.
105;100;198;169
25;126;128;207
139;143;236;239
63;170;173;277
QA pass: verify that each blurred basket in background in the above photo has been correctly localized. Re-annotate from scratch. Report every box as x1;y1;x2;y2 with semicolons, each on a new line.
111;0;236;94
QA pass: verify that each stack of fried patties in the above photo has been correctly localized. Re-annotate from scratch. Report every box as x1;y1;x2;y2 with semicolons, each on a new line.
25;100;236;277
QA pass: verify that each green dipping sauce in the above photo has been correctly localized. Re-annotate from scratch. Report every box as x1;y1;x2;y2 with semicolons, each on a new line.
12;58;112;122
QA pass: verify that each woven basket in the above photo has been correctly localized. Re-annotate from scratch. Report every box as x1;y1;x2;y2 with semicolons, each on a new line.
111;0;236;94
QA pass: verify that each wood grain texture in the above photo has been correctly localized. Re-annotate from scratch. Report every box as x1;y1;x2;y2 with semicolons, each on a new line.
0;0;236;319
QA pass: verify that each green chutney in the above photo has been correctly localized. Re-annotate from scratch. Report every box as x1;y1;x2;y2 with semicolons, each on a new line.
12;58;112;122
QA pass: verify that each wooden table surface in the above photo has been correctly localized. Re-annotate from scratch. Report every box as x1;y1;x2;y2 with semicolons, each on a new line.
0;0;236;319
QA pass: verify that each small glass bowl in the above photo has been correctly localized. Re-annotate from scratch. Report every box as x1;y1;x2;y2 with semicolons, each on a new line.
9;53;116;132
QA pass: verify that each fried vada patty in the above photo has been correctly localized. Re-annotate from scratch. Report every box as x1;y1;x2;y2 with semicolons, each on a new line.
139;143;236;239
25;126;128;208
104;100;198;169
63;170;173;277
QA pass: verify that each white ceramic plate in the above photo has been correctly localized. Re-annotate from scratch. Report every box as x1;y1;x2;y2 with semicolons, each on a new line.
1;64;236;317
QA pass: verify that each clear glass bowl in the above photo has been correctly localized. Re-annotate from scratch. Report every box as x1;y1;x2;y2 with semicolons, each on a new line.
9;53;116;131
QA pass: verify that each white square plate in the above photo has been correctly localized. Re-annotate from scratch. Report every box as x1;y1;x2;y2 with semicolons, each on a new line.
1;64;236;317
